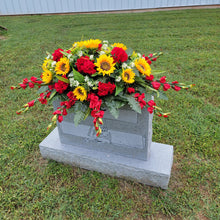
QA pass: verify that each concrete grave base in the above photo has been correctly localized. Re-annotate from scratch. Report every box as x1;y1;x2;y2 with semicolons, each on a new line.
39;127;173;189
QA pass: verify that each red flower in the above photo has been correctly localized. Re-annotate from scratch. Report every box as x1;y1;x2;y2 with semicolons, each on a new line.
39;97;47;105
127;87;135;94
147;106;154;114
54;79;69;94
143;55;152;65
173;85;181;91
28;82;34;88
62;108;67;116
151;81;161;90
91;110;104;118
23;78;29;84
28;100;35;107
160;76;166;83
97;82;116;96
30;76;38;82
111;47;128;63
147;100;156;107
48;84;55;90
135;93;147;109
98;44;102;51
172;81;179;84
163;83;171;91
19;83;27;89
52;48;64;62
148;53;153;58
152;58;157;61
145;75;154;81
58;115;63;122
87;93;102;109
76;56;96;75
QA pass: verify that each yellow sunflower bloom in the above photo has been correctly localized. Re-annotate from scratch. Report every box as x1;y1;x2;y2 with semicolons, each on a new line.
135;58;151;76
42;70;53;84
55;57;70;76
73;86;87;101
72;40;86;48
112;43;127;51
84;39;101;49
42;59;52;71
95;54;116;76
122;69;135;84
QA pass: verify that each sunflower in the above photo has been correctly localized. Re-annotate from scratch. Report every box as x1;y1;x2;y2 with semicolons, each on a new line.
42;59;52;71
95;54;116;76
122;69;135;84
135;58;151;76
73;86;87;101
112;43;127;51
41;70;53;84
84;39;101;49
72;40;86;48
55;57;70;76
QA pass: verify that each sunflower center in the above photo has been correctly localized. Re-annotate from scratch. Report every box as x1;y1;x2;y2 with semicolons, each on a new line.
60;63;66;72
139;64;145;71
77;88;84;96
100;61;110;71
124;72;130;80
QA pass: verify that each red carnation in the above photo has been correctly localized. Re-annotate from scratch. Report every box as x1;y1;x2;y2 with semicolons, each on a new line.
28;82;34;88
62;108;68;116
23;78;28;84
87;93;102;109
30;76;38;82
173;85;181;91
147;106;154;114
111;47;128;63
52;48;64;62
28;100;35;107
127;87;135;94
143;55;152;65
76;56;96;75
145;75;154;81
19;83;27;89
163;83;171;91
160;76;166;83
97;82;116;96
148;100;156;107
151;81;161;90
57;115;63;123
54;80;69;94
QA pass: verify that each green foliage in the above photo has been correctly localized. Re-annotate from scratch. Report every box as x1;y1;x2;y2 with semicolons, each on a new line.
56;75;70;83
72;102;89;126
72;68;85;83
104;97;125;118
125;95;142;114
0;8;220;219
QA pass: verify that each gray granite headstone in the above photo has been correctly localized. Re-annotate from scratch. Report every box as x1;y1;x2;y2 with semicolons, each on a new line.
39;101;173;189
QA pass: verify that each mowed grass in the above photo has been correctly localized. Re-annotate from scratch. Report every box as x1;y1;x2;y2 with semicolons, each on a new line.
0;8;219;219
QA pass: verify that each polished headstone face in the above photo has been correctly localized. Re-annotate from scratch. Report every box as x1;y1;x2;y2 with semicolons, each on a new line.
39;101;173;189
53;100;152;161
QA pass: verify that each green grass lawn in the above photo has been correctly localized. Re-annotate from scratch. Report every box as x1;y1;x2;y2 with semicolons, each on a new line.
0;8;219;219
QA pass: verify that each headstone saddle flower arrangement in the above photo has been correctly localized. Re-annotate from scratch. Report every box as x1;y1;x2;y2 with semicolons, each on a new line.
11;39;194;137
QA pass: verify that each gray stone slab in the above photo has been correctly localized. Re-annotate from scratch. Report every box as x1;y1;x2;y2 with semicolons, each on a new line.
39;127;173;189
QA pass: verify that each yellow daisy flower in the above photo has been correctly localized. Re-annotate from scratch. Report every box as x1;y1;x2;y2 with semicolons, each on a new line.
84;39;101;49
73;86;87;101
135;58;151;76
112;43;127;50
122;69;135;84
94;54;116;76
55;57;70;76
42;59;52;71
42;70;53;84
